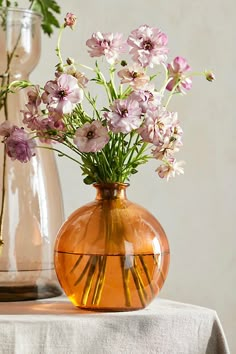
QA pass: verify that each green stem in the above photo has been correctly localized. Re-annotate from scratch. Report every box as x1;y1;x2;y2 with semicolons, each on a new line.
70;255;83;274
0;145;6;248
77;63;94;72
56;26;64;66
92;255;107;305
81;256;98;306
130;260;146;307
120;256;131;307
138;255;155;296
37;145;83;166
109;66;118;100
74;256;93;286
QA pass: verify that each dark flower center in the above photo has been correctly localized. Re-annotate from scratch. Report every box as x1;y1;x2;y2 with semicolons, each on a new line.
143;40;153;51
144;90;153;100
58;90;67;98
132;71;139;78
87;130;94;139
101;39;111;46
121;109;128;117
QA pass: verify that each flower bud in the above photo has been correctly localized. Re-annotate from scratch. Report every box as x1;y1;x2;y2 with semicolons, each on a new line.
64;13;77;29
205;71;215;82
120;60;127;67
55;63;64;73
66;57;74;65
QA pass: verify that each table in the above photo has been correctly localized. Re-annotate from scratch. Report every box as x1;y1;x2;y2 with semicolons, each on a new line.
0;295;230;354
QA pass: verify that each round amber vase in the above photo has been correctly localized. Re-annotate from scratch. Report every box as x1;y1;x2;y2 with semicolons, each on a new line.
54;183;170;311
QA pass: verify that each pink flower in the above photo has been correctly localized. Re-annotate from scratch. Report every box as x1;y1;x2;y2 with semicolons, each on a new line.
86;32;127;65
156;159;185;180
105;98;142;134
0;121;14;137
5;127;36;163
21;103;42;131
20;85;43;131
74;121;109;153
138;106;174;146
129;84;162;113
127;25;168;68
60;66;89;89
166;56;192;93
27;85;41;106
42;74;83;114
117;64;150;89
74;71;89;88
64;13;77;29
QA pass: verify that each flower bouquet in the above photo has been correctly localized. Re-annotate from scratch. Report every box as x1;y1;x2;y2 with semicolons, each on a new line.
0;13;214;181
0;13;214;310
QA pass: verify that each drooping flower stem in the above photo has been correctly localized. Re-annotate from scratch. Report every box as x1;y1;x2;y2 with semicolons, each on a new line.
37;145;83;166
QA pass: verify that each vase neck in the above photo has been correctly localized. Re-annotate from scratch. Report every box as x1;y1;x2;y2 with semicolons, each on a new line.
0;8;42;78
94;183;128;200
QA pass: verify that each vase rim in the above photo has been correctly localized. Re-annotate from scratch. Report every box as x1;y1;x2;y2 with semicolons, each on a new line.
0;7;43;19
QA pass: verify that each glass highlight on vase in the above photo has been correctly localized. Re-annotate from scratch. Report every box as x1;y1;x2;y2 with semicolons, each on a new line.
0;8;64;301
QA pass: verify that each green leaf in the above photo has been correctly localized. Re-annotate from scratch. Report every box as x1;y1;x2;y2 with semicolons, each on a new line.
83;176;96;185
30;0;61;36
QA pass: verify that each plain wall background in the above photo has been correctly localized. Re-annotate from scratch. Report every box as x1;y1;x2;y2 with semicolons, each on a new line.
28;0;235;351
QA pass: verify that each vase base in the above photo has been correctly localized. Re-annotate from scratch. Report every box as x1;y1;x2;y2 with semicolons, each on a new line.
0;284;62;301
77;305;145;312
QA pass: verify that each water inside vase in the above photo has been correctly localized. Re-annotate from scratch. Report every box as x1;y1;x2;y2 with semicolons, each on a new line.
54;251;170;311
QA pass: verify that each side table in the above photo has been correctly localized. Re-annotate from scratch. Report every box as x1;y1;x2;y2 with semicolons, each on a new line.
0;295;230;354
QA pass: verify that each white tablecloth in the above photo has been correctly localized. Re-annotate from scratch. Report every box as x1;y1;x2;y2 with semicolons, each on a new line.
0;295;230;354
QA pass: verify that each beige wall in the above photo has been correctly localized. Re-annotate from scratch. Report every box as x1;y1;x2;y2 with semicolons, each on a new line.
31;0;235;351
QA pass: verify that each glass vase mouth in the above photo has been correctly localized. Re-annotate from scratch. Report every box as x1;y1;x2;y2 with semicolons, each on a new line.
0;7;43;19
93;183;129;200
93;182;130;189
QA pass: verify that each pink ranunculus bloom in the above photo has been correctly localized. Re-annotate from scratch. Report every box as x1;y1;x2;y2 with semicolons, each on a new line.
74;121;109;153
129;84;162;113
27;85;41;107
5;127;36;163
42;74;83;114
105;98;142;134
35;116;65;144
156;158;185;180
86;32;127;65
21;103;43;131
151;111;183;160
74;71;89;88
127;25;168;68
117;64;150;89
166;56;192;93
137;106;175;146
60;66;89;89
64;13;77;29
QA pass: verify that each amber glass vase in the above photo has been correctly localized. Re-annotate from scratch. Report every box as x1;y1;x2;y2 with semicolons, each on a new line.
54;183;170;311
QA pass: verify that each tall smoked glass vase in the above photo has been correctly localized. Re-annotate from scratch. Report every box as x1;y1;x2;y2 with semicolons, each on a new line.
0;8;64;301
